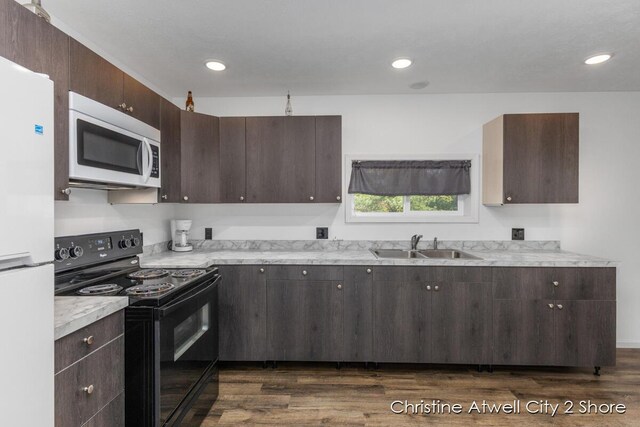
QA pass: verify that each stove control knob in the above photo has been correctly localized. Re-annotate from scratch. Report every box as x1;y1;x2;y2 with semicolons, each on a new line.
119;239;132;249
55;248;70;261
69;246;84;258
131;237;141;247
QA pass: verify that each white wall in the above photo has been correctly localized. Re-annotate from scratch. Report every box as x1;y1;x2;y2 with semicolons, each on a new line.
172;91;640;346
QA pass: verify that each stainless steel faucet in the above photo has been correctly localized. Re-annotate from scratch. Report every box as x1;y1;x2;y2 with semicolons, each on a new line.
433;237;438;250
411;234;423;250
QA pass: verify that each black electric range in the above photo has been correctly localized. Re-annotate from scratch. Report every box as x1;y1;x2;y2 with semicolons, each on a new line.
54;229;220;427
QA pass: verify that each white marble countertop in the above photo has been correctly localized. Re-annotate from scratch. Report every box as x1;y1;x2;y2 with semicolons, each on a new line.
141;248;617;269
54;296;128;340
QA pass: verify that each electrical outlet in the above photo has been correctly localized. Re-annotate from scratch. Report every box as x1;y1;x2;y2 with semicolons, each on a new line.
316;227;328;239
512;228;525;240
205;228;213;240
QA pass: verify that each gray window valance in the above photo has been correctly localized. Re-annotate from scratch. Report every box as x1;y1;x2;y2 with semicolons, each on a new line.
348;160;471;196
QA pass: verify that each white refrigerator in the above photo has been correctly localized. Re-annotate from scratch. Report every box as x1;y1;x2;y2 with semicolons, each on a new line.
0;55;55;426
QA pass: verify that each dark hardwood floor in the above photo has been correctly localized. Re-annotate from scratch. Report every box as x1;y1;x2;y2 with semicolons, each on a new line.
197;349;640;426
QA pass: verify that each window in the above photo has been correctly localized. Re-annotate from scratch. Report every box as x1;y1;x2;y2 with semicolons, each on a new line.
345;154;479;224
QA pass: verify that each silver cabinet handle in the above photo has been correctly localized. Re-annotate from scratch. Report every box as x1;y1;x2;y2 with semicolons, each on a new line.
548;303;555;309
506;196;512;202
240;196;245;201
259;268;265;273
127;106;134;113
337;284;342;290
161;194;168;200
336;196;341;201
83;385;94;395
61;188;71;195
302;270;308;276
434;285;439;291
309;196;314;201
557;304;563;310
366;268;372;274
117;103;127;110
426;285;432;291
553;281;559;287
183;196;189;201
83;336;94;345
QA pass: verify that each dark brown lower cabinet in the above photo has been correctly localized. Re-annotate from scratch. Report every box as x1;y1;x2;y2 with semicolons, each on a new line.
493;299;556;365
218;266;267;361
343;267;373;362
373;280;429;363
431;282;493;364
267;279;343;361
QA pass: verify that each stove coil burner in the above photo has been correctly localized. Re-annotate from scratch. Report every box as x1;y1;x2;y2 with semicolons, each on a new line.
77;283;123;296
126;283;175;296
128;269;169;280
171;269;206;279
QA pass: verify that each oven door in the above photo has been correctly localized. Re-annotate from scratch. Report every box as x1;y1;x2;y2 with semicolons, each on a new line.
157;276;219;425
69;110;160;188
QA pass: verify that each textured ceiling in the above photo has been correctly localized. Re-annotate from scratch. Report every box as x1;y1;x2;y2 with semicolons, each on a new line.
44;0;640;97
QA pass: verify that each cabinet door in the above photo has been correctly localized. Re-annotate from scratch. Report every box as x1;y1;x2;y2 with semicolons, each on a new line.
180;111;220;203
69;39;124;110
267;280;343;361
123;74;160;129
554;300;616;367
343;266;373;362
246;116;315;203
218;266;267;361
0;0;7;57
493;300;555;365
431;282;492;364
159;99;181;203
315;116;342;203
219;117;246;203
373;280;429;363
503;113;579;203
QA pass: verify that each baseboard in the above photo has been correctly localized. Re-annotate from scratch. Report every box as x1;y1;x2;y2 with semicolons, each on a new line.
617;341;640;348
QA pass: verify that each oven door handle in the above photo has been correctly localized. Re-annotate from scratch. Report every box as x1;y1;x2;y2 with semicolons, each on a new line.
158;277;218;318
141;137;153;183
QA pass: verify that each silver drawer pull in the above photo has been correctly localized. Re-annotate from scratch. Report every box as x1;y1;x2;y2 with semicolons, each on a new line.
557;304;564;310
259;268;265;273
366;268;372;274
426;285;432;291
553;281;559;287
337;284;342;290
548;303;555;309
83;336;94;345
302;270;307;276
434;285;439;291
83;385;94;395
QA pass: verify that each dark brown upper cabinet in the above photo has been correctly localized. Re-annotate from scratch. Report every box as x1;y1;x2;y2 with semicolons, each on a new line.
159;98;181;203
180;111;220;203
246;116;316;203
219;117;247;203
483;113;579;205
3;1;71;200
70;39;160;129
315;116;342;203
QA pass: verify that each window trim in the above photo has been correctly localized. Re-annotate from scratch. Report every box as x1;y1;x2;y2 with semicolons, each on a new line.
344;153;479;223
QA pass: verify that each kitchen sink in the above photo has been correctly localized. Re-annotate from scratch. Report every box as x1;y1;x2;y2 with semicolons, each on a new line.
370;248;482;260
418;249;481;260
370;249;425;259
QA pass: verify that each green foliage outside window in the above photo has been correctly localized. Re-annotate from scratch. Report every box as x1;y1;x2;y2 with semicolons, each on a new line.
353;194;458;213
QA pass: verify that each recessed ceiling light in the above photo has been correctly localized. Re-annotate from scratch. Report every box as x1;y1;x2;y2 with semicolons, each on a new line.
409;81;429;90
391;58;412;69
205;60;226;71
584;54;612;65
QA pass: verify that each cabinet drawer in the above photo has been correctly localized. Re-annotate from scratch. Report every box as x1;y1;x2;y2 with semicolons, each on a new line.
493;267;616;300
372;266;428;283
267;265;343;281
83;392;124;427
55;335;124;427
55;310;124;373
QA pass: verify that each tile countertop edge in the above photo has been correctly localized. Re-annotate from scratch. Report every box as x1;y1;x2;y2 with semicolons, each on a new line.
54;296;129;340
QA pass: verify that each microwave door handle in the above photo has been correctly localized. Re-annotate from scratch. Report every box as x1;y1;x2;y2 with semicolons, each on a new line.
142;138;153;183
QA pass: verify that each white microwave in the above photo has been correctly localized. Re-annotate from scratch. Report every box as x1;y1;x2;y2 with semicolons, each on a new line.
69;92;161;189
